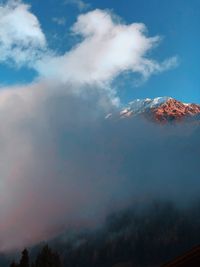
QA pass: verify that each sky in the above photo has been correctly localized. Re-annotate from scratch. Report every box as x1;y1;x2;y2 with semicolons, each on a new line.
0;0;200;252
0;0;199;103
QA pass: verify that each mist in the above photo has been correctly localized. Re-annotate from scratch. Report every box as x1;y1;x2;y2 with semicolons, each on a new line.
0;81;199;252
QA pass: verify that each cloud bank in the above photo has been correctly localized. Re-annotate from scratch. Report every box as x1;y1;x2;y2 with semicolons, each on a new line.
0;82;199;252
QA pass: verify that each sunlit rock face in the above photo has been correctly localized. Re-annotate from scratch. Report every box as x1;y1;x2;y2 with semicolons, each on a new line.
109;97;200;123
152;98;200;122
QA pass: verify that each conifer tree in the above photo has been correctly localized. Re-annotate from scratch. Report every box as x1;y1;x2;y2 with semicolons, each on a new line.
10;261;19;267
19;249;30;267
35;245;62;267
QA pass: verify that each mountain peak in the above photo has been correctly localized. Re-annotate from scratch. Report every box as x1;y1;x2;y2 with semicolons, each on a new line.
110;97;200;123
152;98;200;122
119;96;172;118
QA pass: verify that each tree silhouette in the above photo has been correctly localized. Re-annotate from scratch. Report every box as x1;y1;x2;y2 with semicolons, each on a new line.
19;249;30;267
35;245;62;267
10;261;19;267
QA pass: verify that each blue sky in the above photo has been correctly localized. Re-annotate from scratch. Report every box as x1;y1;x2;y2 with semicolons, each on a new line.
0;0;200;104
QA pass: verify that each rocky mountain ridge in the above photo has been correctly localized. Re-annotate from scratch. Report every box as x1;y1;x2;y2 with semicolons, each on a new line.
109;97;200;123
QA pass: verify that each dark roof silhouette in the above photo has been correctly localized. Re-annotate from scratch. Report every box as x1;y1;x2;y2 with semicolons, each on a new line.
162;245;200;267
112;263;132;267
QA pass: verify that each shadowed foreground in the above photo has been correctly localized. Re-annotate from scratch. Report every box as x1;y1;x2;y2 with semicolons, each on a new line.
4;201;200;267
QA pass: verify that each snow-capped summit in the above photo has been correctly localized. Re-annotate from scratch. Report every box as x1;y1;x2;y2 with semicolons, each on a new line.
121;97;172;117
109;97;200;123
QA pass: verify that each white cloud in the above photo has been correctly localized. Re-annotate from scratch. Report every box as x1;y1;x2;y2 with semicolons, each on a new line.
64;0;90;11
0;2;177;89
36;9;178;87
0;0;46;66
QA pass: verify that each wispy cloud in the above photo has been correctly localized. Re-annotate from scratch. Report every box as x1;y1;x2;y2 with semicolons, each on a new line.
52;17;66;26
64;0;90;11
